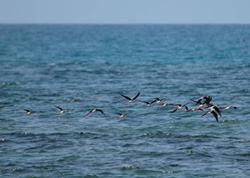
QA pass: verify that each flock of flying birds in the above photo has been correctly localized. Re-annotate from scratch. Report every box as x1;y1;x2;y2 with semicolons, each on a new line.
0;92;237;122
84;92;236;122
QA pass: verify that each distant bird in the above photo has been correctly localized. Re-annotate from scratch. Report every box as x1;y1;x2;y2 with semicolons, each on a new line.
192;96;212;105
201;110;218;122
186;107;204;112
200;105;221;122
219;106;237;110
191;97;213;111
0;106;4;110
171;104;189;113
142;100;156;106
160;103;176;107
120;92;140;104
23;109;33;115
115;113;127;119
209;105;222;117
154;98;164;103
54;105;67;113
193;102;212;111
86;109;105;116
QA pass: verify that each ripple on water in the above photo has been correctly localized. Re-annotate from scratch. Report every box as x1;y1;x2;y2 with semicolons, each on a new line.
1;24;250;177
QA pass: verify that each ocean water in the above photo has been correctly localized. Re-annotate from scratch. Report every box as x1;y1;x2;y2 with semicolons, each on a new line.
0;24;250;178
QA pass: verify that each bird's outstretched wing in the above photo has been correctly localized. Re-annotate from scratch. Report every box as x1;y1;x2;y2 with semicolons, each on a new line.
133;92;140;100
211;111;218;122
55;105;63;111
120;94;132;101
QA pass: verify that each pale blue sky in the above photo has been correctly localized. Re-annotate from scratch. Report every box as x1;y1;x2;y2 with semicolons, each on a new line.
0;0;250;24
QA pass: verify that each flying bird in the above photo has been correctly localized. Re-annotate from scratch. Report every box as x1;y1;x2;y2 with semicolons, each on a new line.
115;113;127;119
171;104;189;113
160;103;176;107
191;96;212;105
219;106;237;110
120;92;140;104
208;105;222;117
86;109;105;116
186;107;204;112
200;105;221;122
141;100;156;106
54;105;67;113
154;98;164;103
201;110;218;122
23;109;33;115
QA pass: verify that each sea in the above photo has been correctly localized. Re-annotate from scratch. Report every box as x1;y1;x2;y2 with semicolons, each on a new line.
0;24;250;178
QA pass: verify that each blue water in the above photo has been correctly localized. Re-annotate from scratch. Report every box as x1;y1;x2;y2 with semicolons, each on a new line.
1;24;250;177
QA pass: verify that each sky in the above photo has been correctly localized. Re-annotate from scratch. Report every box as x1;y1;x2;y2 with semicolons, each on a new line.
0;0;250;24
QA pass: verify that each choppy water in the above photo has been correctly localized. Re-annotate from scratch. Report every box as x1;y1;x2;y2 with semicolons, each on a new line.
1;24;250;177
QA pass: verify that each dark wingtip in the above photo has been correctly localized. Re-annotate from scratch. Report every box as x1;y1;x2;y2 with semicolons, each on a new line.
133;92;140;100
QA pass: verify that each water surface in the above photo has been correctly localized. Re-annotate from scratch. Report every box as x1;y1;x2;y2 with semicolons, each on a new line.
0;24;250;177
